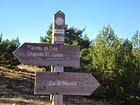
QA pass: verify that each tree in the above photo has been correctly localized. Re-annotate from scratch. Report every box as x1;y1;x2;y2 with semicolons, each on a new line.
131;30;140;48
80;34;92;72
87;26;140;105
0;37;20;68
40;25;52;44
40;24;91;72
0;33;2;42
131;31;140;64
40;24;89;48
117;39;140;105
87;25;122;100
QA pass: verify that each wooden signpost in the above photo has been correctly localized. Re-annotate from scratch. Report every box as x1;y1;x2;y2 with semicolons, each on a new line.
13;11;100;105
35;71;100;96
51;11;65;105
13;43;80;67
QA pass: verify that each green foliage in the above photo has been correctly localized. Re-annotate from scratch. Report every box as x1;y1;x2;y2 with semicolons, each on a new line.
131;31;140;65
40;25;52;44
85;26;140;105
131;30;140;48
0;36;20;68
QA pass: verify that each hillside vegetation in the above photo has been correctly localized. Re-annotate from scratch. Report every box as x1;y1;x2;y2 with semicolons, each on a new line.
0;25;140;105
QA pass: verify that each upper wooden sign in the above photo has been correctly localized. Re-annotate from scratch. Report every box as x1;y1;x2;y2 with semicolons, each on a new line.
34;71;100;95
13;43;80;67
52;11;65;44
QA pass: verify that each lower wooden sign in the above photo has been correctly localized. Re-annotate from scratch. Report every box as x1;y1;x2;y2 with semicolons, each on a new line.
34;71;100;96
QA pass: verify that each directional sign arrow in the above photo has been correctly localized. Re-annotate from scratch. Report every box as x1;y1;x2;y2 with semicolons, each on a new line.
13;43;80;67
34;72;100;96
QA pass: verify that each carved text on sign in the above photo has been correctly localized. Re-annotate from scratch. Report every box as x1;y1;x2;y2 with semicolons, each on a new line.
48;80;78;87
26;52;63;57
37;79;87;87
27;45;58;51
26;45;63;57
54;37;64;42
54;29;65;34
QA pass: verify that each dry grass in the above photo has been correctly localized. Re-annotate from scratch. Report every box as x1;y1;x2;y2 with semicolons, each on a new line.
17;64;44;72
0;97;51;105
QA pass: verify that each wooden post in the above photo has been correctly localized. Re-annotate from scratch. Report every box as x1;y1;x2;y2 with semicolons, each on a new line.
13;10;100;105
51;11;65;105
51;66;63;105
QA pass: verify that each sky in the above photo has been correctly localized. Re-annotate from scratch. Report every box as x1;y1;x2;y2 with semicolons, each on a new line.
0;0;140;44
